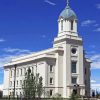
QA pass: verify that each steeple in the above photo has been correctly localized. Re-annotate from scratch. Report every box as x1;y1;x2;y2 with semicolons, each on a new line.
59;0;77;20
57;0;78;37
67;0;69;7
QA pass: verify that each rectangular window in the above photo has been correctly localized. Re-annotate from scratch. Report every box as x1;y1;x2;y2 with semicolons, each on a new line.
50;78;53;84
10;70;12;77
50;65;53;72
71;62;77;73
71;21;73;30
20;80;22;86
16;92;18;96
10;81;12;87
17;80;18;86
20;92;22;95
17;69;19;77
61;20;63;31
24;68;26;75
50;90;53;96
72;77;77;84
24;80;26;85
20;69;22;76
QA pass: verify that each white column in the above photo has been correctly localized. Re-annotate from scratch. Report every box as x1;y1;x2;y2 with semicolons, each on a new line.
55;53;59;93
3;69;10;96
78;46;84;85
63;43;71;98
62;45;67;97
73;20;77;33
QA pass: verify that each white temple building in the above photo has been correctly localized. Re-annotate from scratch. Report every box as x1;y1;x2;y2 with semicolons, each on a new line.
3;1;91;98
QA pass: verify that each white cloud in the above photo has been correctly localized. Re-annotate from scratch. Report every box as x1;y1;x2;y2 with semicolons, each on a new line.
91;84;100;91
86;51;96;57
0;84;3;91
3;48;31;54
0;38;5;42
0;48;32;68
81;20;96;26
91;55;100;61
94;28;100;32
92;84;100;87
96;4;100;9
91;80;96;83
94;24;99;27
44;0;56;6
0;54;31;68
90;54;100;69
0;55;17;67
91;62;100;69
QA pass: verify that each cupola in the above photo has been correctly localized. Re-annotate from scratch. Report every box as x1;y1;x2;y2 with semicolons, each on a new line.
58;0;78;37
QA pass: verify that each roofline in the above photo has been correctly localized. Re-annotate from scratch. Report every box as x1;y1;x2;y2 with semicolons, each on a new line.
4;47;63;67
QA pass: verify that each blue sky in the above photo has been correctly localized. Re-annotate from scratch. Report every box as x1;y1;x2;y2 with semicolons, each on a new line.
0;0;100;90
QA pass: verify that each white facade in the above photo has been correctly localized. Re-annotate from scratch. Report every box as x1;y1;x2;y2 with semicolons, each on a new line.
3;2;91;98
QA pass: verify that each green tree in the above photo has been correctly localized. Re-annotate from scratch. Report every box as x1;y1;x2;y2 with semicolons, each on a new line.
52;93;62;100
22;68;43;99
96;90;99;98
37;76;43;98
69;92;79;100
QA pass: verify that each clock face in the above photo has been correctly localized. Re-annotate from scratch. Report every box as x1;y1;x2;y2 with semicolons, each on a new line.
71;48;77;54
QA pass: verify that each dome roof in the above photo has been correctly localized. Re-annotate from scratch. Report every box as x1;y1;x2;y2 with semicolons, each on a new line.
59;6;77;20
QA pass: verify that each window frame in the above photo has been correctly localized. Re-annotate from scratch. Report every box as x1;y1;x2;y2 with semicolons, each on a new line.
50;65;53;73
17;69;19;77
71;20;74;30
50;77;53;85
50;90;53;96
10;81;12;87
24;68;26;75
10;70;12;77
17;80;18;86
72;77;77;84
61;20;63;31
20;80;22;86
20;69;22;76
71;61;77;73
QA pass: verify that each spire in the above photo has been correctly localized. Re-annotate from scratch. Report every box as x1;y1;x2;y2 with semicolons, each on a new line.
67;0;69;7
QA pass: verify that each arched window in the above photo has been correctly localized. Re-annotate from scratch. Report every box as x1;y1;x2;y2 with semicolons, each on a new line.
61;20;63;31
71;21;73;30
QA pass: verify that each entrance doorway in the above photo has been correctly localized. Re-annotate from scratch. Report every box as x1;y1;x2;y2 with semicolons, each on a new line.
73;89;77;95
